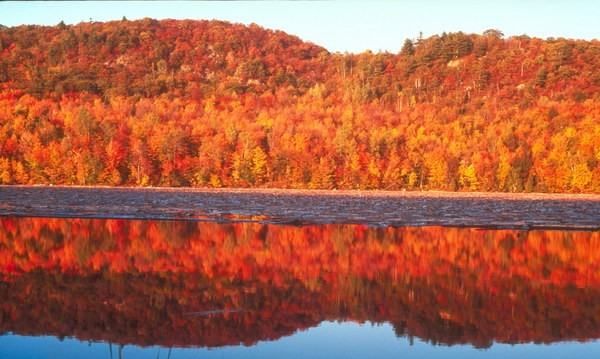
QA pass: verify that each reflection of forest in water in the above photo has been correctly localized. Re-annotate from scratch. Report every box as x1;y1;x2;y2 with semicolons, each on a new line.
1;217;599;348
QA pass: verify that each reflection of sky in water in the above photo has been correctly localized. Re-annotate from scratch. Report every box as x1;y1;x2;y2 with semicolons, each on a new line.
2;321;599;359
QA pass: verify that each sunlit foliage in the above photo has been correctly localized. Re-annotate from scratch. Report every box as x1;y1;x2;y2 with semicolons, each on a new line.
0;20;599;192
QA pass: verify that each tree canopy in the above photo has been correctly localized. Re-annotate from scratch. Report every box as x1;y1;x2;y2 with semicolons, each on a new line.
0;19;599;192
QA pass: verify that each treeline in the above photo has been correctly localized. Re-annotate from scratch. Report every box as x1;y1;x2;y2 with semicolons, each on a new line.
1;218;600;347
0;20;599;191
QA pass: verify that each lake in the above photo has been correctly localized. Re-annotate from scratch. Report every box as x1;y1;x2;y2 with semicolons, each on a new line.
1;216;599;358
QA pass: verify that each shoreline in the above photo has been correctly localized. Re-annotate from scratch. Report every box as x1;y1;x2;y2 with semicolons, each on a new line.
3;184;600;201
1;185;599;230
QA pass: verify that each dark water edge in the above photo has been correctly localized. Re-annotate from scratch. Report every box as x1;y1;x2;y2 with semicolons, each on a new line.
0;185;599;229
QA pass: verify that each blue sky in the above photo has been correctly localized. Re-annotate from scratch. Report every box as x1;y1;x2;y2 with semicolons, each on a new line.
1;1;598;53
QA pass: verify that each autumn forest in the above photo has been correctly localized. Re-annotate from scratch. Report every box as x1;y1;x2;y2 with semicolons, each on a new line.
0;19;599;192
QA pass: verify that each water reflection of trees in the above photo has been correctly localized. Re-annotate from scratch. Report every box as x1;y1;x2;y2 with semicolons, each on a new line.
106;343;171;359
0;217;599;348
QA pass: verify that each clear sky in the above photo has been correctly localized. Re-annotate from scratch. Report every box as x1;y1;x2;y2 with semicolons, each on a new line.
1;1;598;53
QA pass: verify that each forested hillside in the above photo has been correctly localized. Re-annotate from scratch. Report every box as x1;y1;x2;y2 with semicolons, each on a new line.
0;19;598;192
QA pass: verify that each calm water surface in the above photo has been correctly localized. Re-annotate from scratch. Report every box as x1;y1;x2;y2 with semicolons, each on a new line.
0;217;599;358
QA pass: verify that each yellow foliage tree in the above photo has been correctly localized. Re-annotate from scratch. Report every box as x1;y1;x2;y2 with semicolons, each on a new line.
459;162;479;190
251;146;268;185
571;163;592;192
424;152;448;189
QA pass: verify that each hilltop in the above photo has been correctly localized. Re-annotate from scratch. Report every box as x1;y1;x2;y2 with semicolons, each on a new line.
0;19;598;192
0;19;328;98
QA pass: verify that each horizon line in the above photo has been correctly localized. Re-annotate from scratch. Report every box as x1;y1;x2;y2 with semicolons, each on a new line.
2;17;598;56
